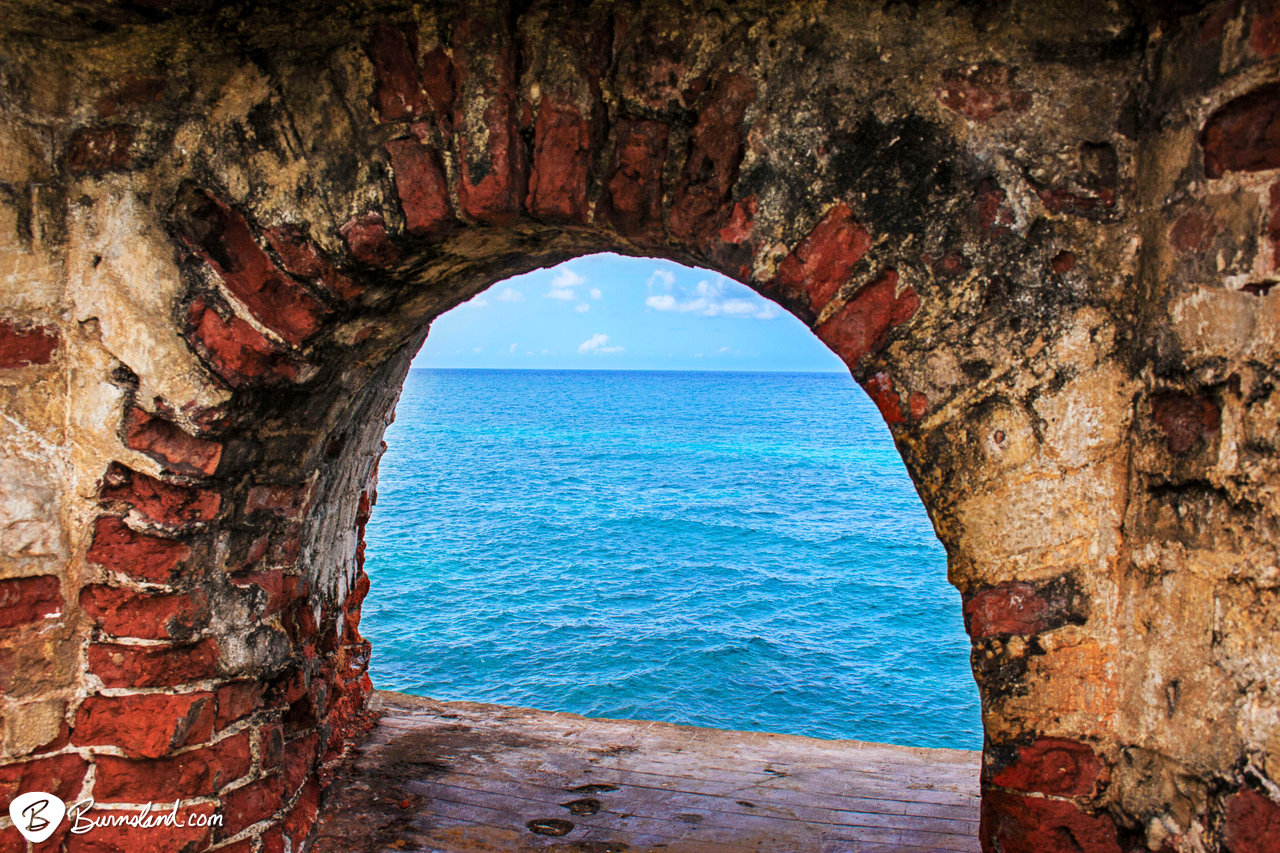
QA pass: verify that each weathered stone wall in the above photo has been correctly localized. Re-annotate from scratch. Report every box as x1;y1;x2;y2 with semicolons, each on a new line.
0;1;1276;850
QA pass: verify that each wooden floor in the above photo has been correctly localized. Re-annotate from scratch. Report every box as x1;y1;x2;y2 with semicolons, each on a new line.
310;691;982;853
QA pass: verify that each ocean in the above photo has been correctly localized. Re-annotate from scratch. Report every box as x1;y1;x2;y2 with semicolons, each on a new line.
361;368;982;750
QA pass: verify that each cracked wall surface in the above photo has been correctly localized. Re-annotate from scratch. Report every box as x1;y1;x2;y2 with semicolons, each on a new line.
0;1;1278;851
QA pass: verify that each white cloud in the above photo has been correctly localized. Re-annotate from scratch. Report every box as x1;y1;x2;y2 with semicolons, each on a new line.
648;269;677;289
508;343;517;354
546;268;586;301
590;288;603;300
644;276;778;319
578;333;623;354
555;268;586;288
496;288;524;302
574;302;590;313
467;295;489;307
472;346;483;353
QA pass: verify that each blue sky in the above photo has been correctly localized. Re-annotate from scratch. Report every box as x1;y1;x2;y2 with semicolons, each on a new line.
412;253;846;372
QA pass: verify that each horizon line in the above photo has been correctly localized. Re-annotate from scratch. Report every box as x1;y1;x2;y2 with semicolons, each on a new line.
409;365;850;375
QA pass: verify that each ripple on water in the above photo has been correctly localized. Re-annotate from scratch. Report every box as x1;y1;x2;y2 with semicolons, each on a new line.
362;369;982;749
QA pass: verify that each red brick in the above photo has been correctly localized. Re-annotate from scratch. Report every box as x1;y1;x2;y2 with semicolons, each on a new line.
601;118;670;237
973;179;1015;237
173;188;327;345
861;371;904;426
86;516;190;583
0;574;62;629
669;73;756;246
282;778;323;844
367;24;432;122
94;730;251;802
963;575;1087;639
452;16;527;224
100;463;220;527
936;62;1031;122
1152;391;1220;454
218;773;286;839
1201;83;1280;178
1251;2;1280;57
387;136;454;236
980;790;1121;853
79;584;209;640
323;681;373;765
340;212;401;267
64;802;219;853
123;407;221;477
456;95;527;224
262;225;327;277
527;99;593;223
419;46;456;127
774;203;873;312
966;582;1053;638
0;319;59;367
990;737;1104;797
261;828;287;853
1225;787;1280;853
231;571;300;616
186;293;302;387
263;224;362;300
1170;210;1218;254
272;666;310;708
96;74;166;117
813;269;918;368
72;692;215;758
215;679;266;730
1035;184;1115;217
0;752;89;804
88;638;220;688
65;125;135;175
282;732;320;793
712;195;760;278
258;720;285;772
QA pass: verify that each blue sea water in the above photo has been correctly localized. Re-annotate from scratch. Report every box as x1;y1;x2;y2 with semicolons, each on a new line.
361;368;982;750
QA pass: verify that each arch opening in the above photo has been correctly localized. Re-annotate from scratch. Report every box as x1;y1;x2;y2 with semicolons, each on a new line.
360;254;981;749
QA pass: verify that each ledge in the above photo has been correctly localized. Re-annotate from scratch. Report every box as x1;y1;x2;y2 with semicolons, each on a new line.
311;690;981;852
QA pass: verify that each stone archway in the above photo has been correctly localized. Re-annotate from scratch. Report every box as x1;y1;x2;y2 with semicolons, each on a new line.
1;1;1278;850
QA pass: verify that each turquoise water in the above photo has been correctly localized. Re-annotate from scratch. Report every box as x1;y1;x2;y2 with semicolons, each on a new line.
362;368;982;749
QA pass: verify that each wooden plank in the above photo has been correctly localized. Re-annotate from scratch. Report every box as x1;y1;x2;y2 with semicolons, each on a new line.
312;691;983;853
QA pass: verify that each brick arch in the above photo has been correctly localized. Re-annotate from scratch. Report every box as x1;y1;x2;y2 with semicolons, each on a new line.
2;1;1280;851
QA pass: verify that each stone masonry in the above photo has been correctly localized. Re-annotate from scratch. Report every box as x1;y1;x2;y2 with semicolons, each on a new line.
0;1;1278;850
